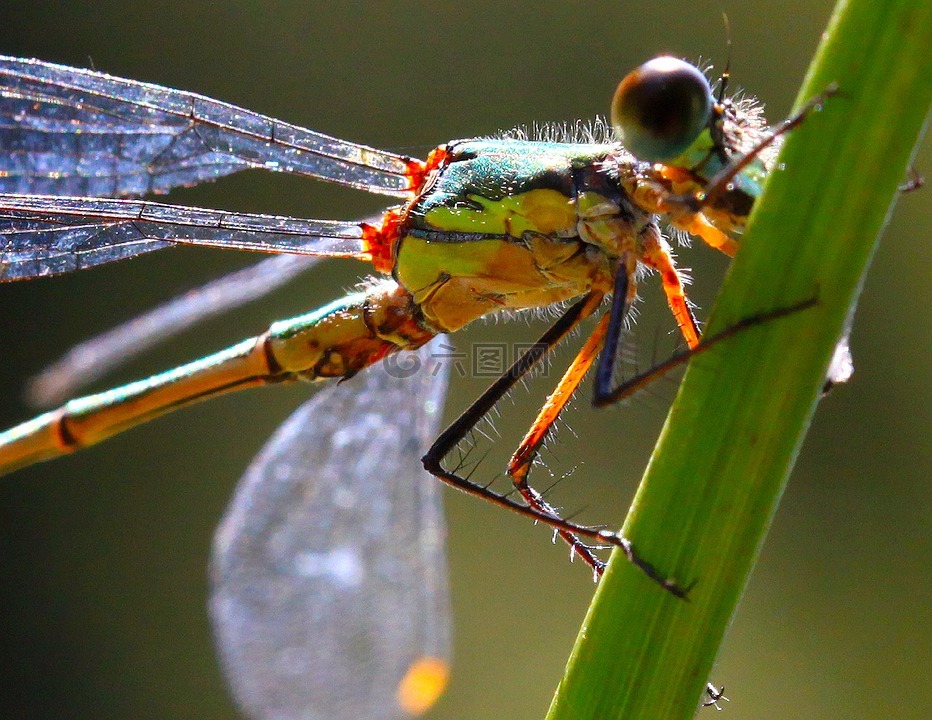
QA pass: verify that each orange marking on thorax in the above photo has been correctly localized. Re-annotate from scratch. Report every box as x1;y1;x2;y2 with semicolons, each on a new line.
403;157;429;192
361;208;404;274
364;146;451;275
404;144;448;194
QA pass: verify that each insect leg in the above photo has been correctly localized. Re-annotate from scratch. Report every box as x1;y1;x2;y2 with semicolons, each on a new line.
594;297;817;407
638;225;702;348
422;291;685;596
511;315;733;698
506;311;611;575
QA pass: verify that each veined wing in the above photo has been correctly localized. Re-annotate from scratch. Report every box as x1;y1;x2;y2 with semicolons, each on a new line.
0;193;369;281
25;210;386;406
210;338;452;720
0;55;415;198
26;252;320;407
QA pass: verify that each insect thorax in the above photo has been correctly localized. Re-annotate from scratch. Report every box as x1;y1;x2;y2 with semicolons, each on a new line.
392;139;658;332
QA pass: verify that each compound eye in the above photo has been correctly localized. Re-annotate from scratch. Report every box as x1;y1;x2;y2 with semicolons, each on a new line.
611;57;713;163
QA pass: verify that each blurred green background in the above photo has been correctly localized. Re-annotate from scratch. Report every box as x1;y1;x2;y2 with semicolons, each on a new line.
0;1;928;718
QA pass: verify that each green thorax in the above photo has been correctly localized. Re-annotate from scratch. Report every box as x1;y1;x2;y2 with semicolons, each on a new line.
406;138;623;237
393;139;644;332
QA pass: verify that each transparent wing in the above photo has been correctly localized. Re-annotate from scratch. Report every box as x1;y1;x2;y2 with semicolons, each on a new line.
210;339;451;720
25;210;386;406
0;56;414;198
26;252;320;407
0;193;368;280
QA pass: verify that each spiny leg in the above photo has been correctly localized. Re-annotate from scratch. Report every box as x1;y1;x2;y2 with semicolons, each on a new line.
422;291;686;596
511;312;729;704
423;293;601;532
594;292;818;403
489;300;729;701
638;225;702;348
506;311;612;575
590;281;812;707
506;262;633;573
670;212;738;258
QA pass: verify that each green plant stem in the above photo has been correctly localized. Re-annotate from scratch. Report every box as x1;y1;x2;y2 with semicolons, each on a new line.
546;1;931;719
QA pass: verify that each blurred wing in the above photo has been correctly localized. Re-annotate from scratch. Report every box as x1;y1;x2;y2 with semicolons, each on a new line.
210;339;452;720
26;252;320;407
0;193;368;280
0;56;414;198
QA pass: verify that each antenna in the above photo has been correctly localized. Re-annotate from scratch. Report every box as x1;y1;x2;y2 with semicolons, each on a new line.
718;12;732;103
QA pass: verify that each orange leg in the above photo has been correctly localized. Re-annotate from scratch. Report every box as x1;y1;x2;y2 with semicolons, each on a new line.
673;212;738;257
638;227;702;349
506;313;611;573
423;291;683;593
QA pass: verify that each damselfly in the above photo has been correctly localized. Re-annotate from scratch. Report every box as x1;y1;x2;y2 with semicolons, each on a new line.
0;54;786;718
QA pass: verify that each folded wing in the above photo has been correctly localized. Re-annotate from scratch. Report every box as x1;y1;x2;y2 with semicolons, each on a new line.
0;55;414;198
0;193;368;280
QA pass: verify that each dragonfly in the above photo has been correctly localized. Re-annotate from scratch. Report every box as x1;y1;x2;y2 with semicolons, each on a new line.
0;54;797;718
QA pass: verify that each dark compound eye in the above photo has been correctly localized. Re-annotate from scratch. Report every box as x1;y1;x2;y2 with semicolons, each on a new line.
611;57;713;163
